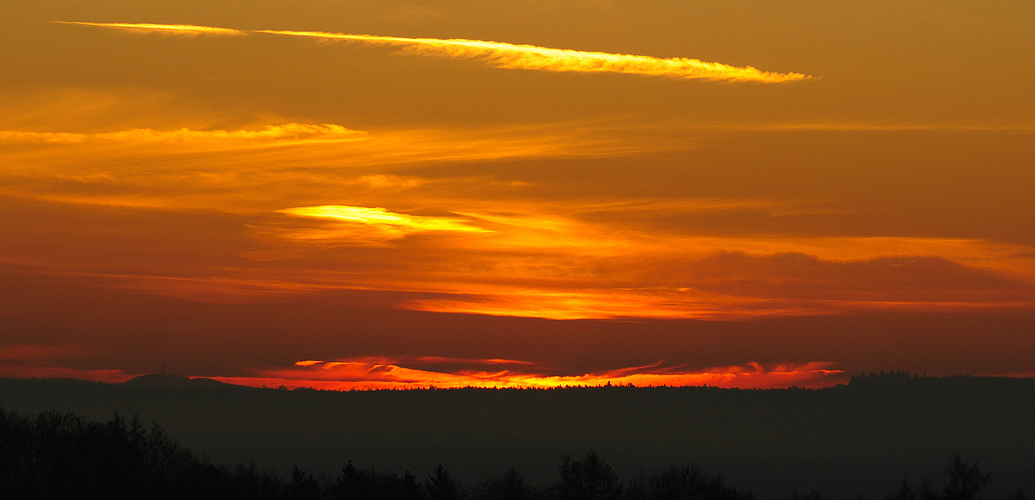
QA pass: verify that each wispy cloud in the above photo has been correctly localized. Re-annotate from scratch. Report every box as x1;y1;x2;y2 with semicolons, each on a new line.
57;21;812;83
0;121;680;214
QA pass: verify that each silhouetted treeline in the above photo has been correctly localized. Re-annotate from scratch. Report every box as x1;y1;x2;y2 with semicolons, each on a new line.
0;407;296;499
2;406;1028;500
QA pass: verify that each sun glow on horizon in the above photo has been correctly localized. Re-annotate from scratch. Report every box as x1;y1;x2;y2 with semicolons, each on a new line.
232;359;846;390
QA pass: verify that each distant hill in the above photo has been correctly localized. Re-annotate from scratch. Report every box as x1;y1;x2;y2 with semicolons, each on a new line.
122;373;230;389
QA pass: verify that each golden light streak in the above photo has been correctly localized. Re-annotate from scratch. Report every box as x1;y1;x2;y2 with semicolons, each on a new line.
405;290;1035;321
56;21;813;83
403;289;805;321
229;359;845;390
54;21;246;37
278;205;491;236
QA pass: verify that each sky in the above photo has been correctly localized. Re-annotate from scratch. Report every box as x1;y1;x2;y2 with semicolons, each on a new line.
1;0;1034;389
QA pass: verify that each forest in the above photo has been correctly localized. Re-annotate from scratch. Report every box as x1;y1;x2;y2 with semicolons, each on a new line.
0;405;1023;500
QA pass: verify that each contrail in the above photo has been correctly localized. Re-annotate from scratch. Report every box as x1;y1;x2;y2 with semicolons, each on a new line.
57;21;813;83
255;29;811;83
55;21;246;36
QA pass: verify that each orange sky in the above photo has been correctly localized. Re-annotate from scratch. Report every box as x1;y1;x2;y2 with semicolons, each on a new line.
1;0;1034;389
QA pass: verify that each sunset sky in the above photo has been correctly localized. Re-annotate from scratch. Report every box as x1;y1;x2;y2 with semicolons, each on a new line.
2;0;1034;389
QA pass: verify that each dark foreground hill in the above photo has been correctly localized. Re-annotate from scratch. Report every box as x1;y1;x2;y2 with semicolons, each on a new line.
1;373;1033;499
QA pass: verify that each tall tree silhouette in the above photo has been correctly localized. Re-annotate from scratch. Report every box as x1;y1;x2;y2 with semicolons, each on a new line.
290;465;320;500
427;464;464;500
939;453;990;500
472;466;533;500
552;452;622;500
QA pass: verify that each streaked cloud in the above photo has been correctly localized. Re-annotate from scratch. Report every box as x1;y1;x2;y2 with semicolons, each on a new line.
54;21;246;37
57;21;812;83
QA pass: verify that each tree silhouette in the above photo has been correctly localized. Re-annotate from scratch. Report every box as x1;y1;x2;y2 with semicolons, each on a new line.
332;461;424;500
887;477;921;500
938;453;990;500
428;464;464;500
552;452;622;500
626;464;751;500
290;465;320;500
333;461;368;500
782;490;831;500
472;466;533;500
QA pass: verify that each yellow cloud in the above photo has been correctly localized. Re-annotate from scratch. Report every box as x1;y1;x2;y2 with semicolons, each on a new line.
278;205;491;236
56;21;812;83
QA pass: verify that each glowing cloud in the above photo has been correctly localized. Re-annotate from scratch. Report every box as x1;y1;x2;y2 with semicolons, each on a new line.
57;21;812;82
278;205;491;238
54;21;246;37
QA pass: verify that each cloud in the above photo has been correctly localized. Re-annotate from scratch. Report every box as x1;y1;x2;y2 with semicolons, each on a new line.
0;120;677;213
56;21;812;83
278;205;491;240
54;21;246;37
